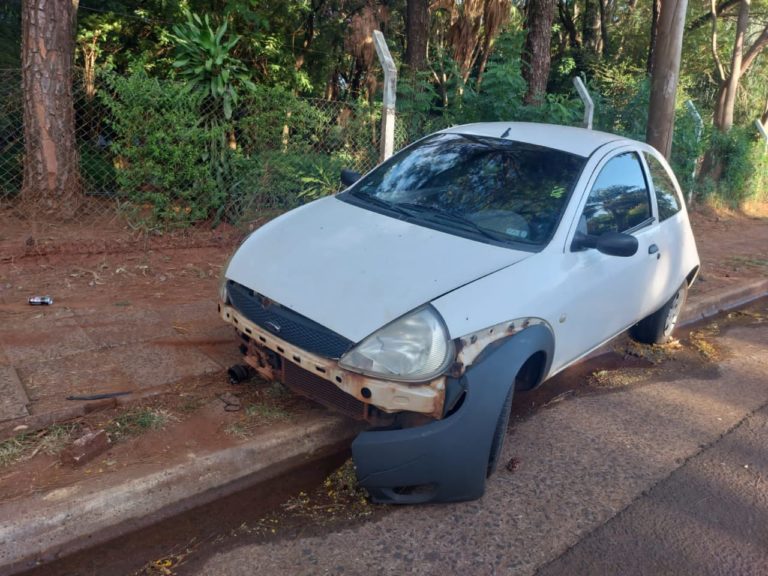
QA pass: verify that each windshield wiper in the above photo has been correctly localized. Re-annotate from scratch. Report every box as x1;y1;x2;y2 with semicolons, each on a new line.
394;202;509;243
349;191;411;217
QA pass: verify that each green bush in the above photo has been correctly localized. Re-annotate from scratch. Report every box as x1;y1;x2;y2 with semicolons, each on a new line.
704;127;768;206
100;70;221;226
238;86;332;155
227;151;345;221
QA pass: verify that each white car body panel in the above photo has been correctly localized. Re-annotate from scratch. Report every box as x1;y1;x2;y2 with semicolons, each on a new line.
226;196;532;343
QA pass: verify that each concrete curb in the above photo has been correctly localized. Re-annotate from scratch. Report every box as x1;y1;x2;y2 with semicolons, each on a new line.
680;278;768;326
0;413;361;575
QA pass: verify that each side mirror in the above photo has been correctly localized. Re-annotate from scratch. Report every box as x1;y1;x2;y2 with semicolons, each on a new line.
596;231;638;257
341;169;362;187
572;231;638;257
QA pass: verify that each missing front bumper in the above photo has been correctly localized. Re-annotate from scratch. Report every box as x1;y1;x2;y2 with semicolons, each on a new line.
219;302;446;421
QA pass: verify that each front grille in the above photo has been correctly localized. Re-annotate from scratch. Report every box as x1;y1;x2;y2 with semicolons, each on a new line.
227;281;354;359
283;361;367;421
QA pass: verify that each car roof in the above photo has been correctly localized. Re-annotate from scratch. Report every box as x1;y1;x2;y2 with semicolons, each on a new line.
443;122;631;158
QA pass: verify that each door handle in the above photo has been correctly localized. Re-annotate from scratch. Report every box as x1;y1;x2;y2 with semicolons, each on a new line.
648;244;660;258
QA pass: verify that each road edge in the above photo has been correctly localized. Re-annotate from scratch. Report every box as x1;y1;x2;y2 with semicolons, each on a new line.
0;413;361;575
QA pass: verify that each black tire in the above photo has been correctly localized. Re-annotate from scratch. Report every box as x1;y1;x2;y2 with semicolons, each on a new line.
487;384;514;477
631;282;688;344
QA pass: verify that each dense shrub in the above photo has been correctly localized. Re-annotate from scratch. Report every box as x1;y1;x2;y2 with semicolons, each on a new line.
701;127;768;206
101;70;221;226
227;151;345;220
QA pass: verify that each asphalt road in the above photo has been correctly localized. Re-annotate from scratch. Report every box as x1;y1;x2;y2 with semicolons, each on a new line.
191;320;768;576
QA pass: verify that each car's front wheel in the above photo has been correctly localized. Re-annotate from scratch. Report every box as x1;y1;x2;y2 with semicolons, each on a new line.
631;282;688;344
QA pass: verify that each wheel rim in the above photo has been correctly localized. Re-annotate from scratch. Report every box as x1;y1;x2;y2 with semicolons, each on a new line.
663;289;684;337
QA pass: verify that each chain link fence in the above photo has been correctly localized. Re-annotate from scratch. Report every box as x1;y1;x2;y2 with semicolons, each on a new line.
0;69;385;228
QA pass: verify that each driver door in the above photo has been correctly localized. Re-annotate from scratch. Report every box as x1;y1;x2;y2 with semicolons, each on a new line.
552;150;661;370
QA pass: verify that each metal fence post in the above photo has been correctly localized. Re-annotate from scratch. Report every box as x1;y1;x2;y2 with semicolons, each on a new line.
685;100;704;205
373;30;397;162
756;119;768;153
572;77;593;130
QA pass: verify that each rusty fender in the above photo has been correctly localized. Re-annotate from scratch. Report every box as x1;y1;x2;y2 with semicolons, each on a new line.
220;303;445;418
449;317;550;378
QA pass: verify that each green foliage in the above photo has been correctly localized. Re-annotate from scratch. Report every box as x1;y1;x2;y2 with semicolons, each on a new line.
100;69;221;226
703;127;768;206
228;151;345;218
237;86;332;155
170;11;255;120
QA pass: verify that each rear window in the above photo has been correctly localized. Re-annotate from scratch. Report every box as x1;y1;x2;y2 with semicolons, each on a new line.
343;133;587;247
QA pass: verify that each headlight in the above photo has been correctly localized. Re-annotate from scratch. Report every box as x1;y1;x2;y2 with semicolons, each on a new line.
339;306;454;382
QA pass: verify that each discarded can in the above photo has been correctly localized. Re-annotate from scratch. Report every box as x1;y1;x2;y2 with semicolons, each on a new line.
28;296;53;306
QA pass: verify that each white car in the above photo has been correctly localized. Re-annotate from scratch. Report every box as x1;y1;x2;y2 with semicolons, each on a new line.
219;122;700;504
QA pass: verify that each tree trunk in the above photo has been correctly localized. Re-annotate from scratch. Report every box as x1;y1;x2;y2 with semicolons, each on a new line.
522;0;556;104
405;0;429;70
598;0;611;57
717;0;749;131
582;0;602;55
21;0;81;217
557;0;580;50
646;0;689;159
647;0;661;74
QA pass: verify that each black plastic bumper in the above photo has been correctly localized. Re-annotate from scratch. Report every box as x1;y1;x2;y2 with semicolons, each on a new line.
352;326;553;504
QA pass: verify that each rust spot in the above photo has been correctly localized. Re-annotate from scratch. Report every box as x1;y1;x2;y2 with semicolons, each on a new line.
449;361;464;378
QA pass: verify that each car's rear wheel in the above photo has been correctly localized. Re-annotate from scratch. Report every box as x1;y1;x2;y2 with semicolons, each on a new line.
487;384;514;477
631;282;688;344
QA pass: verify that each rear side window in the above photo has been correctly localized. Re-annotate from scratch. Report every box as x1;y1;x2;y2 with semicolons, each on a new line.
582;152;651;235
645;153;682;221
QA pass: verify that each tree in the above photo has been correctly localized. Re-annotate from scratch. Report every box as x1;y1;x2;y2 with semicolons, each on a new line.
646;0;688;158
405;0;429;70
21;0;81;216
711;0;768;132
522;0;556;104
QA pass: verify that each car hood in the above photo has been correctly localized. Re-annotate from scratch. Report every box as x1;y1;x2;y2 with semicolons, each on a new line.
225;196;531;343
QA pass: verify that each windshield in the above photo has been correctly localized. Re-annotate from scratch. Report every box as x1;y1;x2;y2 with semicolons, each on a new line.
341;133;587;248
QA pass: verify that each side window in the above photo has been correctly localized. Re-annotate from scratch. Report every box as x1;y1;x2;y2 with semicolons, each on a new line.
645;153;682;221
582;152;651;235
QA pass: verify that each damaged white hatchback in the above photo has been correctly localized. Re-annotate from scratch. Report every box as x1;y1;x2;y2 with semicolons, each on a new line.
219;122;700;504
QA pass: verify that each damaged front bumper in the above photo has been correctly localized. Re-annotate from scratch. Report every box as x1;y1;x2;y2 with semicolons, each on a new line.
219;303;446;421
221;297;550;504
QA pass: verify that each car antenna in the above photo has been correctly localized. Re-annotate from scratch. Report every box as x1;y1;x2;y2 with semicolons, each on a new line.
500;127;511;138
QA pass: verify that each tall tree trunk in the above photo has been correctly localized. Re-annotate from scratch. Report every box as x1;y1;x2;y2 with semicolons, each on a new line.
582;0;602;55
557;0;580;50
716;0;749;131
405;0;429;70
646;0;662;74
598;0;611;56
646;0;689;159
21;0;81;217
522;0;555;104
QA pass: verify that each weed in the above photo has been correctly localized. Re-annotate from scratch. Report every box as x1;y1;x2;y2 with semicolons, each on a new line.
727;256;768;270
107;408;172;441
265;381;289;400
224;422;248;438
0;424;77;467
245;402;289;421
0;434;29;467
38;424;77;455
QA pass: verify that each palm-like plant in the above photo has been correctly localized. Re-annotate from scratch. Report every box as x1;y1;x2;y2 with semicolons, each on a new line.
170;11;255;120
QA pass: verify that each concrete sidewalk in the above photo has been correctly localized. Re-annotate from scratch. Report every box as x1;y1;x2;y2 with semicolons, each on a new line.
0;272;766;574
